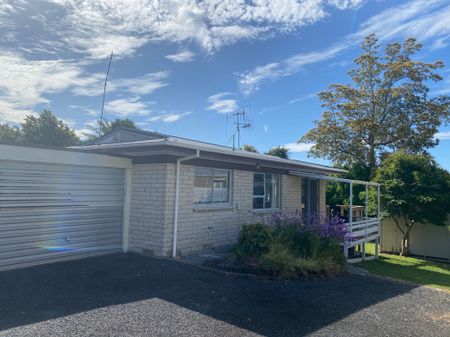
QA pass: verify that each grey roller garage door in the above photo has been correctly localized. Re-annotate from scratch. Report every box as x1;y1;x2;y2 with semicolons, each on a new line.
0;160;125;271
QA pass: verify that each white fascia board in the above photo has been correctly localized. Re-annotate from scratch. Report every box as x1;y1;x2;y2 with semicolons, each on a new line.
164;138;346;174
0;144;131;169
71;137;345;174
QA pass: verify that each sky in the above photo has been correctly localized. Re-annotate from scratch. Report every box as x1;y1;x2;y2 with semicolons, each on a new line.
0;0;450;169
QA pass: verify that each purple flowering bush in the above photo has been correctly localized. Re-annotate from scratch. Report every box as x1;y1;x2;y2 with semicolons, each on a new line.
231;210;350;277
267;210;352;245
319;215;353;246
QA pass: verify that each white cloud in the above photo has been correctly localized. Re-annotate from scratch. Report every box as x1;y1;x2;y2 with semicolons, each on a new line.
166;50;196;63
105;97;151;117
239;0;450;95
0;51;86;122
146;111;192;123
74;128;95;140
289;93;318;104
43;0;367;56
435;131;450;141
207;92;238;114
71;71;170;97
284;142;315;153
327;0;364;10
0;50;169;122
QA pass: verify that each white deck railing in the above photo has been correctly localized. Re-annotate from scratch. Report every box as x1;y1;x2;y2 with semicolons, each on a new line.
344;217;380;263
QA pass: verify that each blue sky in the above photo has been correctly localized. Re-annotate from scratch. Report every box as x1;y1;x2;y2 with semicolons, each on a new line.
1;0;449;169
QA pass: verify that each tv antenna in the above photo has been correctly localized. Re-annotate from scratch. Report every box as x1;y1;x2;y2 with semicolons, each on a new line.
232;109;251;150
100;51;113;129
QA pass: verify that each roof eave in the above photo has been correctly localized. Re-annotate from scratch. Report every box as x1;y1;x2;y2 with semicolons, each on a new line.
70;138;347;175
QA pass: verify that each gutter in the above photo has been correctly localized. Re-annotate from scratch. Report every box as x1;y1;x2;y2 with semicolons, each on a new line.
71;137;346;175
172;149;200;258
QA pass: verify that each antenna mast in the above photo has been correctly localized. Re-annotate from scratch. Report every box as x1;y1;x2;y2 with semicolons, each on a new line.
100;51;113;129
232;109;251;150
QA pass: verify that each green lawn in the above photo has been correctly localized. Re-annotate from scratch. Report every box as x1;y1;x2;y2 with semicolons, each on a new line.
358;244;450;292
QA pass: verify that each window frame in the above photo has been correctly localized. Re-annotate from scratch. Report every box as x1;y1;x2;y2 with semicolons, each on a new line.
253;173;280;210
193;167;231;205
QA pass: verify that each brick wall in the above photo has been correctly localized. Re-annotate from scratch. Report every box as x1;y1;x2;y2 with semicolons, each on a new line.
128;163;329;257
128;163;172;256
167;165;306;255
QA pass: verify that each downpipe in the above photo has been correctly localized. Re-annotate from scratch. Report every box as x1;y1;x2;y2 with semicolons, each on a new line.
172;150;200;258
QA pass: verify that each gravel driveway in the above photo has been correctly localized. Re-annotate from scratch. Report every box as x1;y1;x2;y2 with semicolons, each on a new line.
0;253;448;336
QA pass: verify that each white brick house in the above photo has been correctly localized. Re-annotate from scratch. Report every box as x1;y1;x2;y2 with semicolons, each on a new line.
73;128;345;257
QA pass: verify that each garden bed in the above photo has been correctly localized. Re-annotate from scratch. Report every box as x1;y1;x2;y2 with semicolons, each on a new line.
206;211;350;279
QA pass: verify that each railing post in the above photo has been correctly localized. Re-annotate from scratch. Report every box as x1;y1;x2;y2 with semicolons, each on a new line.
345;181;353;260
376;184;381;259
362;184;368;260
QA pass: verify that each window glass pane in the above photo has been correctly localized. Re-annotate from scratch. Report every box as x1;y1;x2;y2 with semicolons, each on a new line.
253;197;264;209
194;167;213;204
272;175;279;208
253;173;264;196
264;174;273;208
212;169;229;203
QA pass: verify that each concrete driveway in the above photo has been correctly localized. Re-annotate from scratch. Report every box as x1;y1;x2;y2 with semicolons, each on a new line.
0;253;449;336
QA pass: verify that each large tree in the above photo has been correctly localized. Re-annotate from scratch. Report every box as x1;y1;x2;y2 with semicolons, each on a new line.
301;34;450;178
21;110;79;147
85;118;139;140
0;124;22;144
266;146;289;159
375;152;450;256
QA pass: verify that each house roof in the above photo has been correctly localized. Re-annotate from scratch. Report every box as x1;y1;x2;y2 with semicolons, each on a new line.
72;127;346;175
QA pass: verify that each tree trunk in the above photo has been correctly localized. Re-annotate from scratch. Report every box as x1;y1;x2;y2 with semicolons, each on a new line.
368;142;377;179
400;233;410;256
393;216;413;256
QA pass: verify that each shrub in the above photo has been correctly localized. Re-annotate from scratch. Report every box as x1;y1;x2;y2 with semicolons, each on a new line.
275;227;319;259
233;223;272;259
295;258;322;276
316;237;346;266
319;215;352;244
260;243;299;278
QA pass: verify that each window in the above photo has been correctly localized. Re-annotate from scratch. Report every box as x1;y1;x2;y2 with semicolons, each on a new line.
194;167;230;204
253;173;280;209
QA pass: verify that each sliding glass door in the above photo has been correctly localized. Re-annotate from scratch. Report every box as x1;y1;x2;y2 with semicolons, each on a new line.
302;178;319;216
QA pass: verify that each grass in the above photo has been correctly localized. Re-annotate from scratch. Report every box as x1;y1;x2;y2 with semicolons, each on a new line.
358;243;450;292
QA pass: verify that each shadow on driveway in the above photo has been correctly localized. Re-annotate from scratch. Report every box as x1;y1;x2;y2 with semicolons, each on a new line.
0;253;447;336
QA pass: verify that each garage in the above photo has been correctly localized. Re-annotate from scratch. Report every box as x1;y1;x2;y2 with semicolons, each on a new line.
0;144;131;271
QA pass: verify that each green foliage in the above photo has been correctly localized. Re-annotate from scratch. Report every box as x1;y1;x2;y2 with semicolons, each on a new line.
360;243;450;291
375;152;450;254
376;152;450;226
301;34;450;177
275;227;345;265
0;124;22;144
326;163;371;208
101;118;138;134
5;110;80;147
260;243;300;278
84;118;139;141
234;223;273;259
265;146;289;159
233;223;346;278
242;144;258;152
